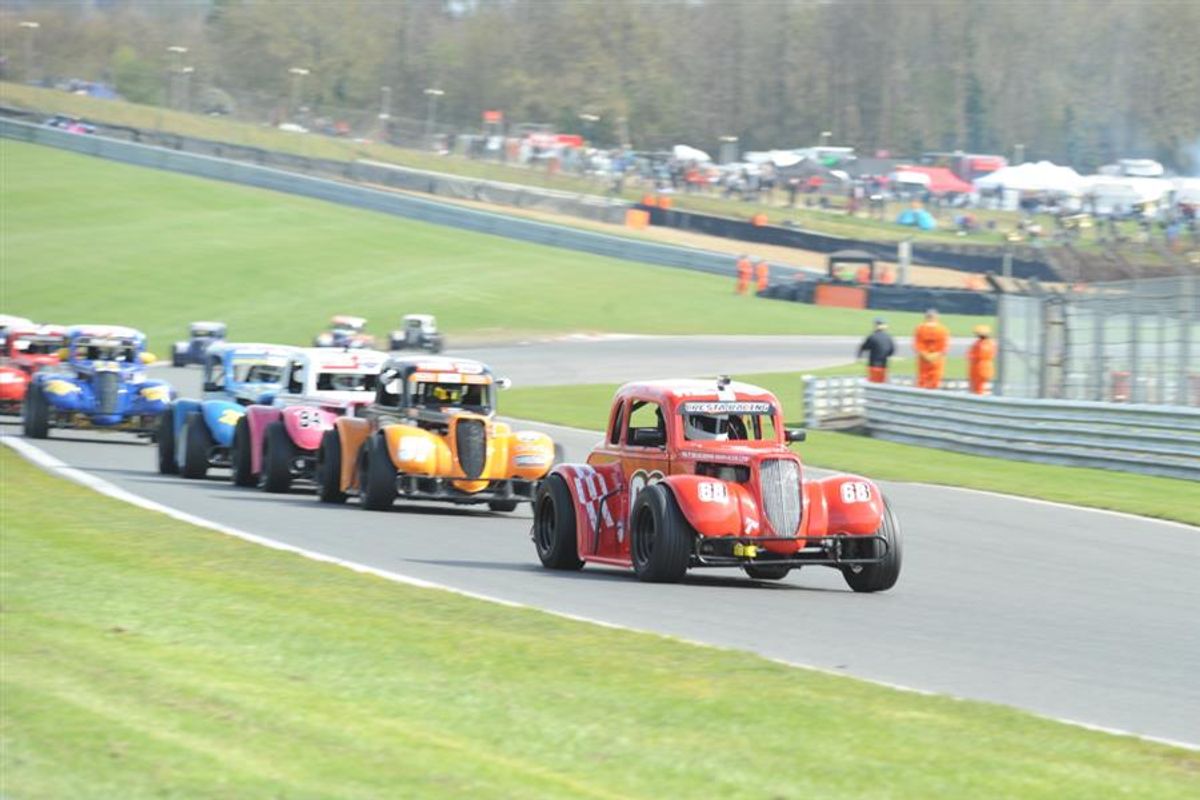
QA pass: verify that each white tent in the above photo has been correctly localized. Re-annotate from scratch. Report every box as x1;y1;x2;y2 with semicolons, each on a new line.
891;169;931;186
1173;178;1200;205
1082;175;1172;214
973;161;1085;194
672;144;711;162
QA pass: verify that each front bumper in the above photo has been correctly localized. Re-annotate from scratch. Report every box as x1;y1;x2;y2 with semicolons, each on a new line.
394;475;539;505
50;412;162;437
692;534;890;568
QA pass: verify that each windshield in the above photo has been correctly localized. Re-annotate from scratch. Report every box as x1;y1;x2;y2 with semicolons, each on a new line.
79;341;136;363
413;380;491;411
14;337;63;356
235;363;285;384
679;401;777;442
316;372;377;392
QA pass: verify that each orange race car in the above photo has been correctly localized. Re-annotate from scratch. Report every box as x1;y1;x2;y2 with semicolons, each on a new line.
315;355;558;512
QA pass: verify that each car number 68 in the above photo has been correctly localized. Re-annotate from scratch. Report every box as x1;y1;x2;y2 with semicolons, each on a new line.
840;482;872;503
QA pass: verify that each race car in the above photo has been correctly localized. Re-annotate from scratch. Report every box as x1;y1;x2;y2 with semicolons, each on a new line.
316;356;556;512
22;325;172;440
156;342;295;479
0;323;66;415
231;347;388;492
388;314;444;353
532;377;901;590
313;315;376;349
172;321;227;367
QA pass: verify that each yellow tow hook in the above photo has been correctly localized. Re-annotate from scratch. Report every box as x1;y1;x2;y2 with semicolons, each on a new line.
733;543;759;559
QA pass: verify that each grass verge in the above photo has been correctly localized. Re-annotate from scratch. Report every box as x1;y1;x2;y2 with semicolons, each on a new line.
502;365;1199;527
0;140;990;354
1;448;1196;798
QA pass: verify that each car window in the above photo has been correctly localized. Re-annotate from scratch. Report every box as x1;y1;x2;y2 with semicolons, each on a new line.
286;361;304;394
207;357;225;387
608;400;625;445
626;400;665;447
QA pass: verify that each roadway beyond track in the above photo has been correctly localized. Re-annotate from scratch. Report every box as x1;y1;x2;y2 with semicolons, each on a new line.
5;335;1196;748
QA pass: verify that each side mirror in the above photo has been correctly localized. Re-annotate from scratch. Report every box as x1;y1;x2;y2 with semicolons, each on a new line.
785;429;807;443
140;352;157;365
496;377;513;390
631;428;665;448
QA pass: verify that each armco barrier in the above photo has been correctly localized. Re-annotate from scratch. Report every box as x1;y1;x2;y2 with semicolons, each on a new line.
2;119;806;281
761;279;998;315
801;375;1200;480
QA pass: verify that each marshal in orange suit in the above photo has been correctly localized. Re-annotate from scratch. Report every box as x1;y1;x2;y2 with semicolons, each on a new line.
913;309;950;389
968;325;997;394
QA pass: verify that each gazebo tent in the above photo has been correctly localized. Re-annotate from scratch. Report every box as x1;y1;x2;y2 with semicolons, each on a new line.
895;165;973;194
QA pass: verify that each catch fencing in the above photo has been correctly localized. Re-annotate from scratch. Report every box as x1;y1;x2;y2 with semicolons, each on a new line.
801;376;1200;480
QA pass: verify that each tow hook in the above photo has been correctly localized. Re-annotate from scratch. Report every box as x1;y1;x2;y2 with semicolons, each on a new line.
733;543;759;559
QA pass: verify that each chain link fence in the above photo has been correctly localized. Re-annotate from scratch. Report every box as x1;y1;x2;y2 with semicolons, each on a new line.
998;276;1199;406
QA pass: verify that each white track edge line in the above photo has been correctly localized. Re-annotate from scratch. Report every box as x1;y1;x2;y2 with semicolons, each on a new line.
3;435;1197;753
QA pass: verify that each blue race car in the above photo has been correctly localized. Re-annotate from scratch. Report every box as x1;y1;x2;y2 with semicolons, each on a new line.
172;320;227;367
157;342;294;478
23;325;172;440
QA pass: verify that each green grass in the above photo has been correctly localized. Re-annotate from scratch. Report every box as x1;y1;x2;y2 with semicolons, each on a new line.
502;364;1200;527
2;448;1196;798
0;140;990;354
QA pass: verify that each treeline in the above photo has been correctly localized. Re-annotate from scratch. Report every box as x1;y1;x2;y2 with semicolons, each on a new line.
4;0;1199;171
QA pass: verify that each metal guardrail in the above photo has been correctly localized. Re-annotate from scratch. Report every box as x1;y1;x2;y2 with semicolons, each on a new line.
1;118;806;281
802;375;1200;480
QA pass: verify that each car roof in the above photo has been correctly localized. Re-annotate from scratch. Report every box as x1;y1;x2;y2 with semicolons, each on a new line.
404;314;435;323
190;320;226;328
330;315;366;327
68;324;144;340
0;315;34;330
384;355;489;376
208;342;296;361
614;378;779;407
293;347;388;372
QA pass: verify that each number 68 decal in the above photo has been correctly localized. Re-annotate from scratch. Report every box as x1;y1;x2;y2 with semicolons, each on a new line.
839;481;872;504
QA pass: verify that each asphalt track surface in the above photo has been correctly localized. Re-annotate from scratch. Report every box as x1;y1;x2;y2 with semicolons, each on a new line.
6;336;1197;747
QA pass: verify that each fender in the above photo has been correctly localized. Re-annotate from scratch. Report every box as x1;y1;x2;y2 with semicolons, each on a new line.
245;404;282;475
38;374;86;412
172;398;202;442
281;405;339;452
381;424;449;475
549;462;627;561
333;416;371;491
808;474;884;536
200;399;245;448
0;366;30;403
504;429;556;480
660;474;762;539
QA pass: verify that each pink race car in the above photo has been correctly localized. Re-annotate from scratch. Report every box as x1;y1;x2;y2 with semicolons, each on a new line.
230;347;387;492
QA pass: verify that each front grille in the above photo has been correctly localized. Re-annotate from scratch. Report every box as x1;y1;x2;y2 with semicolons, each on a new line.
455;418;487;479
94;372;120;416
759;458;802;536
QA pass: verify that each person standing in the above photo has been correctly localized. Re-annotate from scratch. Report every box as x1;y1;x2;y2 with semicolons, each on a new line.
858;318;895;383
755;259;770;292
729;255;748;296
967;325;997;395
913;309;950;389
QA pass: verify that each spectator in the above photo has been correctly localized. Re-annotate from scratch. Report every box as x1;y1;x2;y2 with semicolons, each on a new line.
858;318;896;383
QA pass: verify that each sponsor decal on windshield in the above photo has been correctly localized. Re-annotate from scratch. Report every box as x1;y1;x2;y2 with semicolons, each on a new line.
679;401;772;414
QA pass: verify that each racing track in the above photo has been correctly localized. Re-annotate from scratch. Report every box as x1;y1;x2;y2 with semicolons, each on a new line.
5;335;1197;747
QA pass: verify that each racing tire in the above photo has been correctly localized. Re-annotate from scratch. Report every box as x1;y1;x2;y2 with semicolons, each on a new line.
841;495;902;593
429;338;444;354
359;434;396;511
744;563;792;581
230;416;256;487
172;347;185;368
316;428;347;504
261;420;294;494
156;408;178;474
630;483;693;583
532;474;584;570
22;384;49;440
180;411;213;480
488;499;520;513
388;335;404;352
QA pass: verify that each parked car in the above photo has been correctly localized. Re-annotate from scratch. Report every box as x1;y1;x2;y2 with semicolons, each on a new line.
0;324;66;415
231;347;387;491
388;314;444;353
317;355;556;512
23;325;172;440
172;321;227;367
157;342;295;479
532;377;901;590
313;315;376;349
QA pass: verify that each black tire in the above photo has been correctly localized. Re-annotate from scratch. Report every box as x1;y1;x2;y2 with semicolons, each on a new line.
156;407;178;474
429;337;443;354
745;563;792;581
551;442;566;467
261;420;294;494
630;484;693;583
230;416;255;487
532;474;583;570
359;434;396;511
180;411;213;480
172;348;184;368
22;384;49;439
841;495;903;593
488;499;519;513
389;335;403;351
316;428;347;504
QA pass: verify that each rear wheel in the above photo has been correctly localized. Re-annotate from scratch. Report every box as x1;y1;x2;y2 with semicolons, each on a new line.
630;484;693;583
316;428;347;504
744;563;792;581
841;495;902;593
181;412;213;480
359;435;396;511
261;420;294;493
22;384;49;439
156;407;178;474
172;347;185;368
230;416;255;487
533;474;583;570
488;499;519;513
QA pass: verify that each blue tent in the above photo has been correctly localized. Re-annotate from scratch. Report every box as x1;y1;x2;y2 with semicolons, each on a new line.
896;208;936;230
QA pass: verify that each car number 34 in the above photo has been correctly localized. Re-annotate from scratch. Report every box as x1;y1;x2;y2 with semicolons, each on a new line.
840;482;872;503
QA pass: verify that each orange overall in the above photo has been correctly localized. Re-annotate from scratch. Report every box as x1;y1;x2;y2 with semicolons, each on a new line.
755;261;769;292
968;337;997;394
736;257;752;294
913;320;950;389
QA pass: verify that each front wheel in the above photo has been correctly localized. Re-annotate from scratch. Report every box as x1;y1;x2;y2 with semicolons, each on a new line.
22;384;49;439
261;420;294;493
630;483;693;583
230;416;255;487
172;347;185;368
358;435;395;511
156;408;178;474
181;412;213;480
316;427;347;504
532;474;583;570
841;495;902;593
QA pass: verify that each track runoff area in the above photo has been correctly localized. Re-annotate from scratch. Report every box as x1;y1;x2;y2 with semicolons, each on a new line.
4;344;1197;751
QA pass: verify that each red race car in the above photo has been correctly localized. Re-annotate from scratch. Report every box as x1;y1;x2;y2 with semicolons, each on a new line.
532;377;901;590
0;324;66;415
